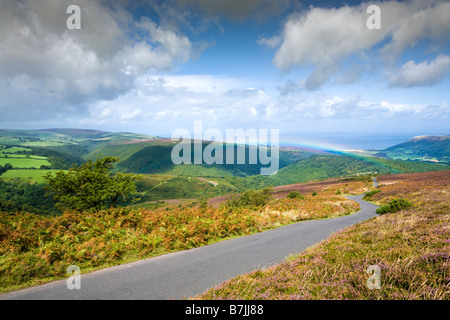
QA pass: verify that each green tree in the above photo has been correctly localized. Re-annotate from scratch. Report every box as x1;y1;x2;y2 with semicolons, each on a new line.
376;198;412;215
287;191;304;199
44;156;139;212
4;163;13;170
226;187;272;208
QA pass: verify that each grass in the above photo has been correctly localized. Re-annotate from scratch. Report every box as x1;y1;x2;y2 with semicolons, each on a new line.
135;174;238;202
0;179;365;294
0;146;51;169
0;147;31;154
0;158;51;169
0;169;61;184
0;139;67;147
194;170;450;300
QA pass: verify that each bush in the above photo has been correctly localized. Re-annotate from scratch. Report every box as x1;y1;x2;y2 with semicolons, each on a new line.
287;191;304;199
44;156;139;212
363;189;381;200
364;190;381;197
376;198;412;215
312;192;317;196
227;187;272;208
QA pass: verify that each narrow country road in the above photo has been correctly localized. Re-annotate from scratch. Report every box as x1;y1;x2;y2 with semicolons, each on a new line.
0;192;379;300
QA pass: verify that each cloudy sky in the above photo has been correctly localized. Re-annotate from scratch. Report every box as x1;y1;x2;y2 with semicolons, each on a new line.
0;0;449;149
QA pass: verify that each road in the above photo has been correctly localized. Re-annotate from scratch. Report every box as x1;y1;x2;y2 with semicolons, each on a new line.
0;195;378;300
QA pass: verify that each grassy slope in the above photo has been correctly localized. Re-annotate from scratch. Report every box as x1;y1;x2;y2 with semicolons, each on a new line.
0;170;60;184
0;158;51;168
2;129;448;185
196;170;450;300
0;178;369;294
378;136;450;163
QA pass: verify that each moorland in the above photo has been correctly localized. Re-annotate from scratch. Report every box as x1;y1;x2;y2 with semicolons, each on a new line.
0;129;449;298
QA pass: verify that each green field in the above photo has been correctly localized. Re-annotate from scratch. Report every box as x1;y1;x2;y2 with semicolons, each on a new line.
0;169;60;183
0;157;51;168
0;138;68;147
0;146;31;154
0;145;51;169
0;154;47;160
20;140;69;147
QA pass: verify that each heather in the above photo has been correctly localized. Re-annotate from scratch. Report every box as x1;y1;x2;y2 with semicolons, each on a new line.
0;178;364;293
196;170;450;300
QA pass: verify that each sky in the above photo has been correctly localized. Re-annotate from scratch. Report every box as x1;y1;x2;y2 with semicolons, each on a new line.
0;0;449;150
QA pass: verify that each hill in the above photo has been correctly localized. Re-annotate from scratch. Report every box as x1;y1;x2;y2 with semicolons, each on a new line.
113;142;315;177
0;173;368;293
266;154;450;186
197;170;450;300
1;129;450;213
375;135;450;163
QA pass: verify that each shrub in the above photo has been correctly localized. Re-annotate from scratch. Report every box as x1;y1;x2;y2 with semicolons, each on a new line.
312;192;317;196
227;187;272;208
287;191;304;199
363;189;382;201
44;156;139;212
376;198;412;215
364;190;381;197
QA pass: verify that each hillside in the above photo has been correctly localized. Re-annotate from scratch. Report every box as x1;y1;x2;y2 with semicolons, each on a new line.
1;129;450;213
114;142;315;177
266;154;450;186
0;128;318;178
197;170;450;300
376;135;450;163
0;174;368;293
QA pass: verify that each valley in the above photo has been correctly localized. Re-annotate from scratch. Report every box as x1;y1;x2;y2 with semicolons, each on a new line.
1;129;449;215
0;129;449;299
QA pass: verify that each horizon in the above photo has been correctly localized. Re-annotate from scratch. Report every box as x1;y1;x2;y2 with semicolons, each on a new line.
2;126;449;152
1;0;449;151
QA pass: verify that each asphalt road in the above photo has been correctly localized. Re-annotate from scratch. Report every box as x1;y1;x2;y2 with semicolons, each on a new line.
0;194;378;300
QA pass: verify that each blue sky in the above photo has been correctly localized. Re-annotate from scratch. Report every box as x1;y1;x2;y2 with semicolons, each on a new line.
0;0;449;150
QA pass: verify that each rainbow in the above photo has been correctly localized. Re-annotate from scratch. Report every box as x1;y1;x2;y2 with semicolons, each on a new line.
278;136;395;173
279;136;350;154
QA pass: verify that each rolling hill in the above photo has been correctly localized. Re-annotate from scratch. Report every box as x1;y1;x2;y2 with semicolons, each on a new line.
375;135;450;163
1;129;450;212
265;153;450;187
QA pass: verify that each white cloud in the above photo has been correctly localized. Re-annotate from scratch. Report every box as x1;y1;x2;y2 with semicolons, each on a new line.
71;70;450;137
269;0;450;90
380;1;450;60
85;74;272;132
356;100;449;120
271;4;388;89
257;36;282;48
0;0;194;121
388;54;450;88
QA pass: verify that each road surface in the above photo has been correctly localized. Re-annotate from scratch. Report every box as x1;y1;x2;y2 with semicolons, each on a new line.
1;195;378;300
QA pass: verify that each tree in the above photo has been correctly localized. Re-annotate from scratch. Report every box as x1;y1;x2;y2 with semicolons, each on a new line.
44;156;139;212
287;191;304;199
376;198;412;215
4;163;13;170
226;187;272;208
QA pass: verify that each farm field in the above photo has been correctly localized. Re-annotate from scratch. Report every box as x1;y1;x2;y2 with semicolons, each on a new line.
0;138;68;147
0;158;51;169
0;169;60;184
0;145;51;169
